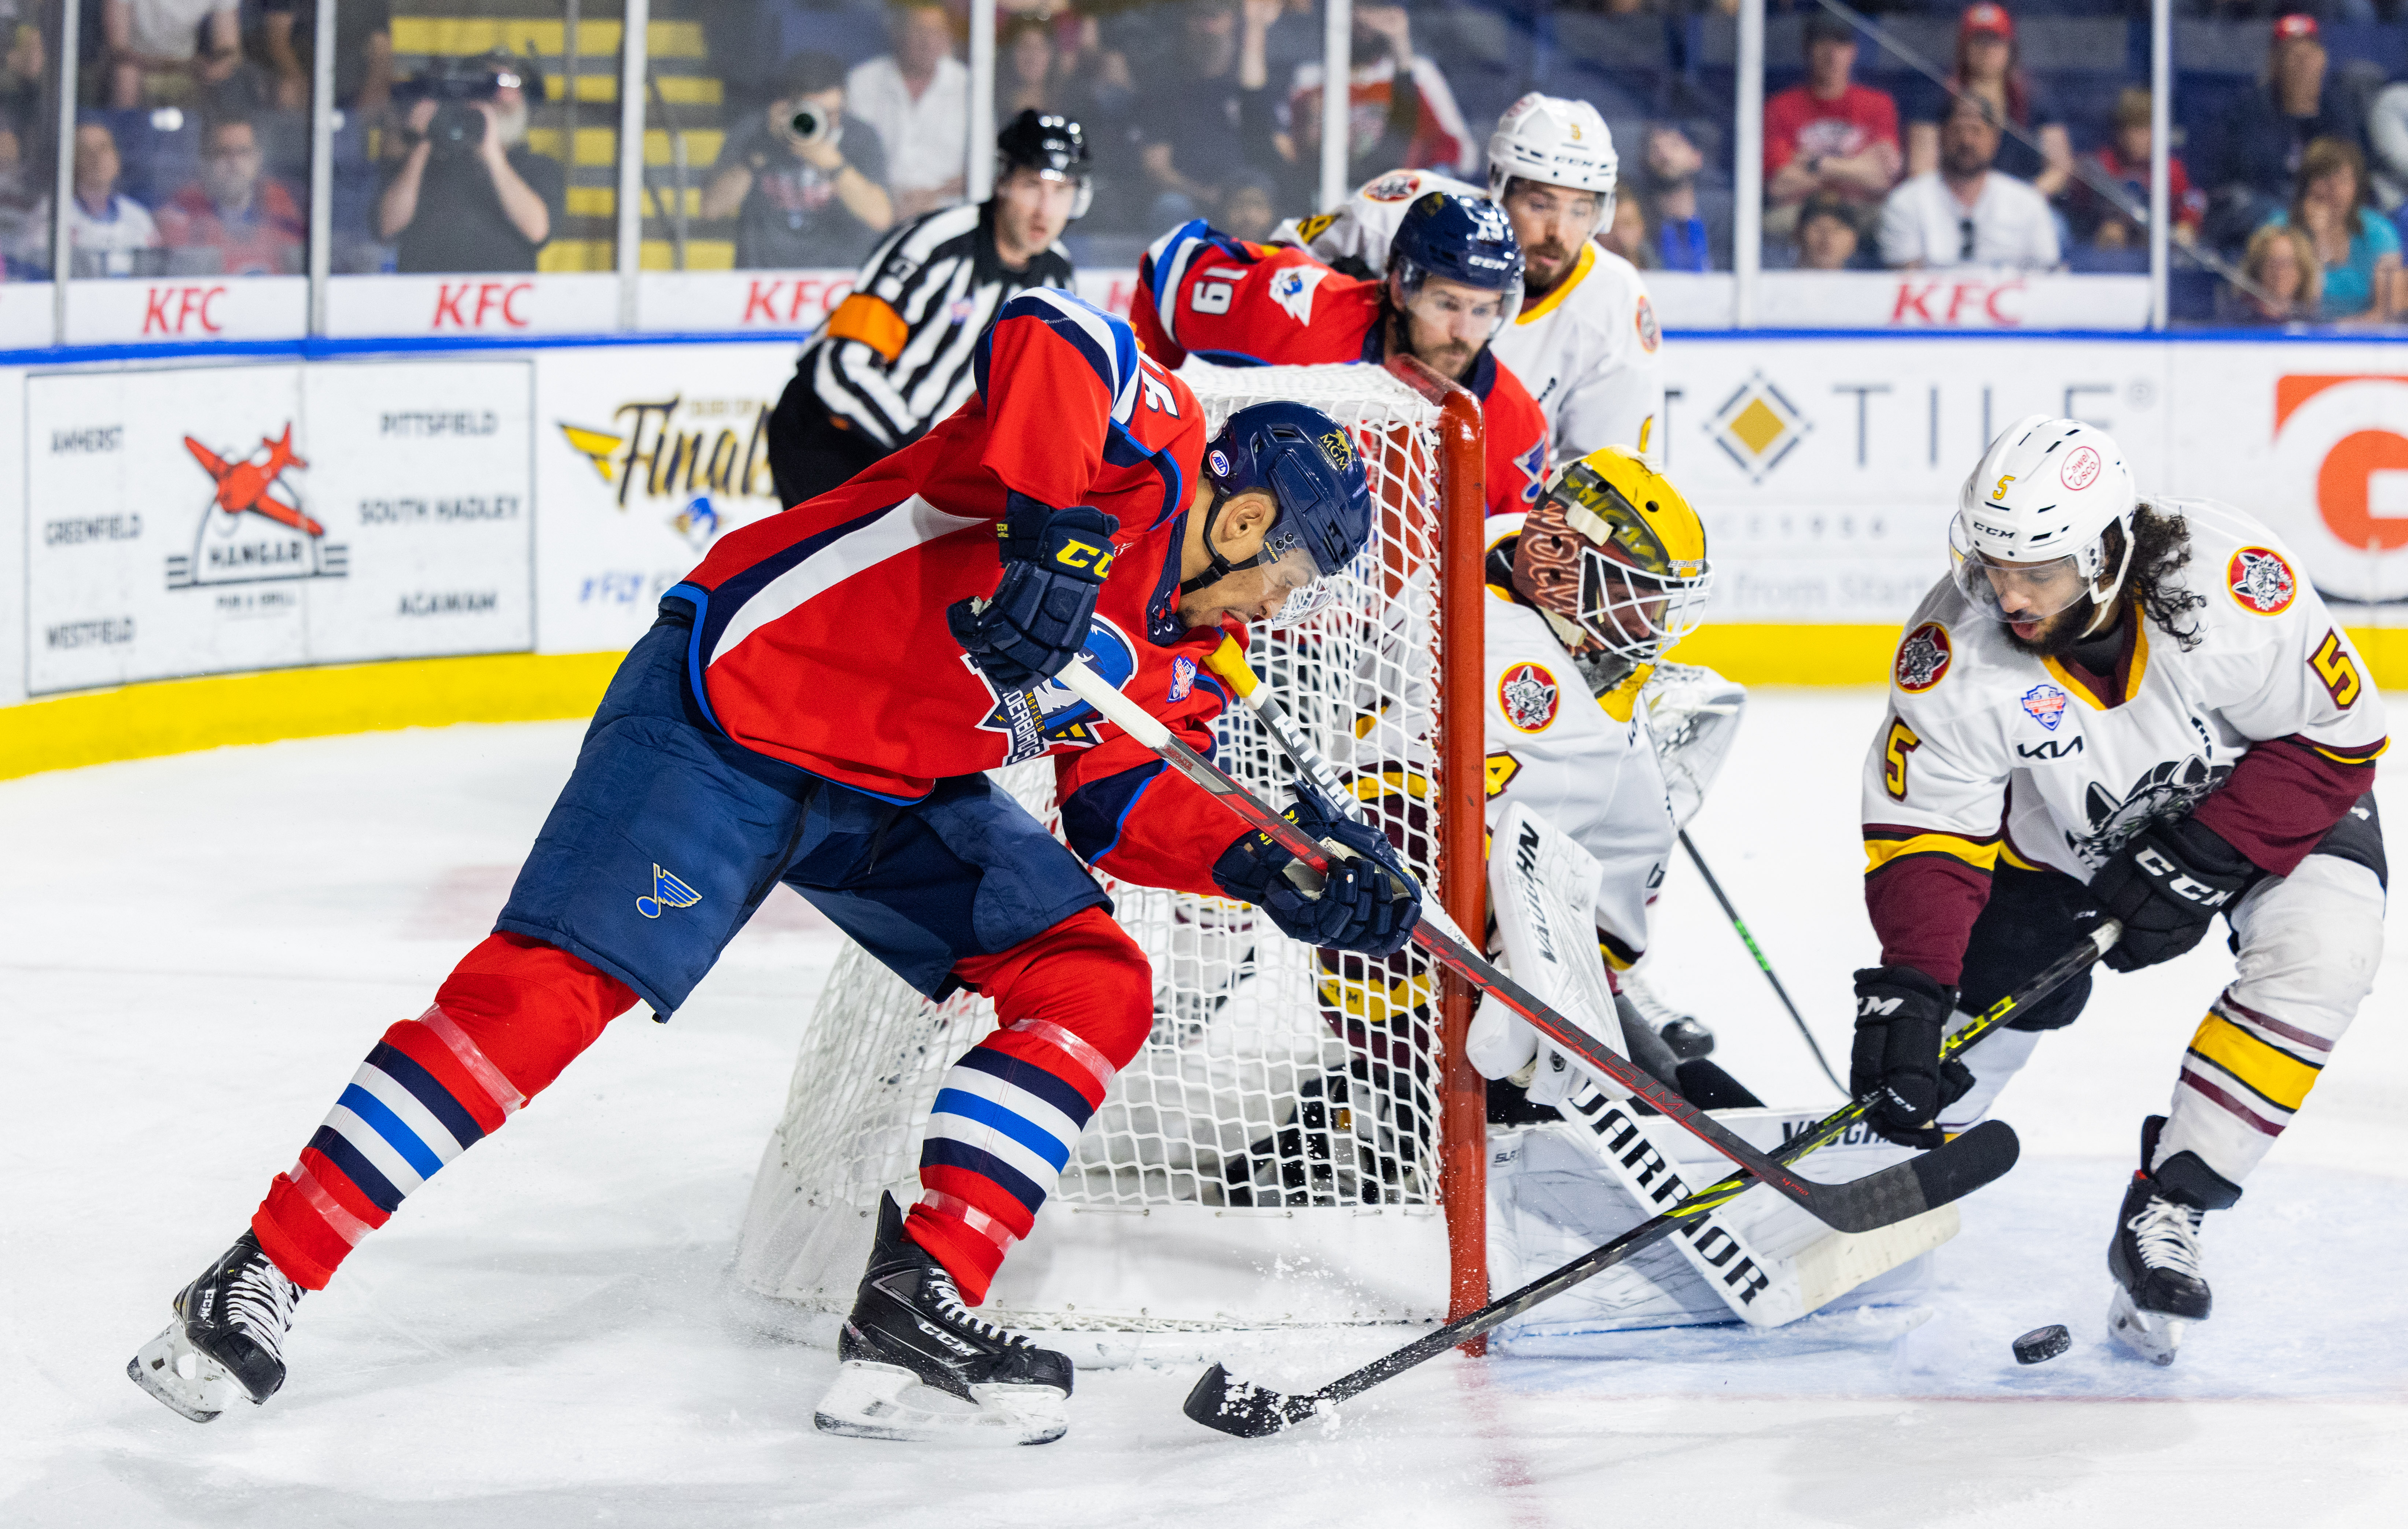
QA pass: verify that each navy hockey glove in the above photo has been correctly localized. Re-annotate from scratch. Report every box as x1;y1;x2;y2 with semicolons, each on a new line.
1212;798;1422;959
1850;965;1974;1149
945;495;1120;691
2087;816;2257;973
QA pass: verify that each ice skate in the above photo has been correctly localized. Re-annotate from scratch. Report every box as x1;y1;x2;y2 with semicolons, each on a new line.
1622;968;1714;1060
815;1194;1073;1445
2106;1119;2229;1367
128;1231;302;1422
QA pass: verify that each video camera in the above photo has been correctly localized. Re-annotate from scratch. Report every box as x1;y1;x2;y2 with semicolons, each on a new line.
401;55;530;158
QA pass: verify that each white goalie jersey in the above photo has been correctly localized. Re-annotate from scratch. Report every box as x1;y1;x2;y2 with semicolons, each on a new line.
1863;499;2389;892
1275;169;1665;468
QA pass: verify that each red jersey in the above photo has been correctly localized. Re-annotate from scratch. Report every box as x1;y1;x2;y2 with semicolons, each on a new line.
1133;221;1550;519
1763;82;1900;200
155;178;308;275
671;287;1246;897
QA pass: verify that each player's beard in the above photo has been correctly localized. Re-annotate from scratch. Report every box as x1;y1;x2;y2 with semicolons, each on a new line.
1523;239;1575;298
2000;596;2101;658
1389;309;1479;381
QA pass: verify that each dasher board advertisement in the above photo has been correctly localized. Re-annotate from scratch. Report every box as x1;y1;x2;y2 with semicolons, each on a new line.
24;359;535;696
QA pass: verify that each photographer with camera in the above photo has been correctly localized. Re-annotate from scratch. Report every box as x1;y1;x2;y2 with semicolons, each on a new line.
376;50;565;274
702;51;894;271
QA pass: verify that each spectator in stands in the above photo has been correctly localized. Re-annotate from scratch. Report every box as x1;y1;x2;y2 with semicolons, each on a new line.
2369;77;2408;224
104;0;240;109
1792;193;1867;271
2209;14;2363;246
1600;191;1656;270
848;1;968;220
1;2;42;128
155;113;306;275
1642;123;1725;272
999;16;1056;125
1282;1;1476;191
2227;221;2321;323
1905;5;2072;202
2069;87;2203;251
1221;167;1280;244
1138;0;1282;230
2263;136;2401;320
1881;93;2059;270
39;120;162;276
0;118;42;276
704;52;894;272
1764;11;1901;237
258;0;393;115
376;53;564;274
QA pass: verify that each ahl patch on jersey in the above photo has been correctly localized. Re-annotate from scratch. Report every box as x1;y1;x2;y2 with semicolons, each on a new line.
2227;546;2298;616
1267;265;1329;325
1894;622;1953;693
2021;683;2069;732
1499;662;1562;732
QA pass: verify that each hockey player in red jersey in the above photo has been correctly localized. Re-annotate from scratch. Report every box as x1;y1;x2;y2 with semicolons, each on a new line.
1132;189;1551;521
128;288;1419;1446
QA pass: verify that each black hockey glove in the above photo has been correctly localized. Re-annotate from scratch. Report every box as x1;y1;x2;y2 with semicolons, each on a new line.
1850;965;1974;1149
945;495;1120;691
1212;797;1422;959
2086;815;2257;973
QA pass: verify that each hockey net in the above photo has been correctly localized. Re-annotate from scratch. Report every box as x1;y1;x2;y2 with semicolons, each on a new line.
733;361;1486;1356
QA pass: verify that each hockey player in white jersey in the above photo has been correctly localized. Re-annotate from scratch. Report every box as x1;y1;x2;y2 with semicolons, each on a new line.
1852;416;2388;1365
1277;94;1665;470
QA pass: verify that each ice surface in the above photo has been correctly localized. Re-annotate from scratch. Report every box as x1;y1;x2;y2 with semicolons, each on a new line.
4;695;2404;1526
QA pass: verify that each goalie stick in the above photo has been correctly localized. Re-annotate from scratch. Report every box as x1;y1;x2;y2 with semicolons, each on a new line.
1055;656;2013;1236
1181;920;2119;1436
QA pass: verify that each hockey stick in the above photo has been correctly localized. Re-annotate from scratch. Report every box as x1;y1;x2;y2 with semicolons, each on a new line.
1181;920;2119;1436
1202;635;1361;825
1056;656;2012;1235
1677;829;1847;1095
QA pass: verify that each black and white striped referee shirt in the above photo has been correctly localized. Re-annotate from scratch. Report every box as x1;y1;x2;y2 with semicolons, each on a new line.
804;201;1076;451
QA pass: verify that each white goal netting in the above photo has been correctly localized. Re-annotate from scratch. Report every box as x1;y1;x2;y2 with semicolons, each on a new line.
733;363;1466;1350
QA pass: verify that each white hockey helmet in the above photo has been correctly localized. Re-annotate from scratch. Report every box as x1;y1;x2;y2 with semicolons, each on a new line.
1486;93;1618;229
1949;415;2139;635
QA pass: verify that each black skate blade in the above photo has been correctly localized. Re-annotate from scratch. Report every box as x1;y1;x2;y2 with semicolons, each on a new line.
1804;1120;2021;1234
1182;1363;1323;1438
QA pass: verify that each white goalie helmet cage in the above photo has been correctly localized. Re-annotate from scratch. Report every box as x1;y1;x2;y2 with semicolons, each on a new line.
1949;415;2139;631
1486;93;1618;233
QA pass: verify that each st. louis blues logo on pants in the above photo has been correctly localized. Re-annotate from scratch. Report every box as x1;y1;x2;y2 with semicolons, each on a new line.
636;864;702;919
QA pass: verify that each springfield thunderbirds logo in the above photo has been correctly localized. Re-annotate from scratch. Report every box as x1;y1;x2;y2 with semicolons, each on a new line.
168;423;347;589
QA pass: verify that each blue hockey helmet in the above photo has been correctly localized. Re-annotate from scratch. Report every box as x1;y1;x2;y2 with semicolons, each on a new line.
1185;401;1373;627
1387;189;1525;334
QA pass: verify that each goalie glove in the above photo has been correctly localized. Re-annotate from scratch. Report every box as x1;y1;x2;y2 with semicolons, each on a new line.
945;495;1120;690
2085;815;2256;973
1849;965;1974;1149
1212;796;1422;958
1640;661;1747;832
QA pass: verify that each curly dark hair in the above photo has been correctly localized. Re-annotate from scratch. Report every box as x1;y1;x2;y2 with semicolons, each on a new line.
2114;502;2208;651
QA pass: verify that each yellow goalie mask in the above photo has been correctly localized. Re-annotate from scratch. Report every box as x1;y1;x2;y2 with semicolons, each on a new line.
1512;447;1712;663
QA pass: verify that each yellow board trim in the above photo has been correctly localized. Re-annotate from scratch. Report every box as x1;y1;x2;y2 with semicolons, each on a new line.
1;652;623;782
1864;832;2000;875
2188;1013;2321;1112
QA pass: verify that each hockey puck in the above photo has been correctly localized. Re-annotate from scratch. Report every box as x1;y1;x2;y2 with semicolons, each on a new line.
2012;1324;2071;1365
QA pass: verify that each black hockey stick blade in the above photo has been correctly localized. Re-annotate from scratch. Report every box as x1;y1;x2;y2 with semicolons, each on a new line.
1183;1363;1324;1438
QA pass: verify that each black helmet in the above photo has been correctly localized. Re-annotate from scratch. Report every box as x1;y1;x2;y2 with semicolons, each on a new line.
995;110;1091;220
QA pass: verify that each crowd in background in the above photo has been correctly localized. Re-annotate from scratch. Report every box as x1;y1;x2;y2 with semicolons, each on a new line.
2;0;2407;325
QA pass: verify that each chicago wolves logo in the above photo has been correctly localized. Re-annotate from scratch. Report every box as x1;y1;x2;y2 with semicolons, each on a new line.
2021;682;2069;732
1499;662;1560;732
1363;172;1422;202
1267;265;1328;325
2066;755;2234;867
1635;294;1660;354
2227;546;2298;615
1894;622;1952;693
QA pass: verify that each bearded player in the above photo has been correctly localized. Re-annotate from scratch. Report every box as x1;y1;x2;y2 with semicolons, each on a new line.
1132;188;1551;523
1277;93;1664;470
127;289;1419;1445
1852;416;2386;1365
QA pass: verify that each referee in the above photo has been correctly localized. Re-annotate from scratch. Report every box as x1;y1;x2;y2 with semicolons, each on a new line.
766;111;1090;506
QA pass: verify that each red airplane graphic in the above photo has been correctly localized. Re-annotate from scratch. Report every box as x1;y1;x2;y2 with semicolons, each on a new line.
185;424;322;537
